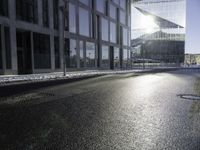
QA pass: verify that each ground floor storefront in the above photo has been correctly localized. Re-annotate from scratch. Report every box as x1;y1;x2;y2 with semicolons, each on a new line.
0;25;131;75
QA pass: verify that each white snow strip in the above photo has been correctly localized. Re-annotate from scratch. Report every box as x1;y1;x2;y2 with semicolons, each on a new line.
0;70;149;85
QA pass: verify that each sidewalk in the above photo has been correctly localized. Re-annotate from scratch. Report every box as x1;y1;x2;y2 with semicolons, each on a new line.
0;69;149;86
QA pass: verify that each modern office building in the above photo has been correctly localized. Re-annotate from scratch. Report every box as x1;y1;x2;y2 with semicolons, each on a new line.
131;0;186;65
0;0;131;75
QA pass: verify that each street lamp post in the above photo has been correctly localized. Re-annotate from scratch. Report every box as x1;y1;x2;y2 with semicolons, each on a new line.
60;0;68;76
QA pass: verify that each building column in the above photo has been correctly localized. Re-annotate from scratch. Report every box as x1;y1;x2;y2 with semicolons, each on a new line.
9;0;17;74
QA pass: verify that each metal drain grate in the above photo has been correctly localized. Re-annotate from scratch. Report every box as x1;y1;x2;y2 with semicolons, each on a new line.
177;94;200;101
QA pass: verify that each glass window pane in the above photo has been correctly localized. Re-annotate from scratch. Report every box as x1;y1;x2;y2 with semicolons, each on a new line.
0;0;8;17
123;28;128;46
120;10;126;25
69;3;76;33
110;4;116;20
54;37;60;69
79;7;90;37
113;0;119;5
110;22;116;43
114;47;120;69
80;41;84;68
120;0;126;10
5;27;11;69
86;42;95;68
33;33;51;69
69;39;77;68
101;18;109;41
79;0;90;6
102;45;109;68
96;0;104;13
123;49;128;68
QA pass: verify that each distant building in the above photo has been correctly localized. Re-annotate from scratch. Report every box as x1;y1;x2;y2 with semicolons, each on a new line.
131;0;186;65
131;31;185;63
0;0;131;75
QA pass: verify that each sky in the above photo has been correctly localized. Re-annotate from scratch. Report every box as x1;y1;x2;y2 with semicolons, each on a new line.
185;0;200;54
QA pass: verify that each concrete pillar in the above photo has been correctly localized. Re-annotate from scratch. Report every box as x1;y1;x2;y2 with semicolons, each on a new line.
9;0;18;74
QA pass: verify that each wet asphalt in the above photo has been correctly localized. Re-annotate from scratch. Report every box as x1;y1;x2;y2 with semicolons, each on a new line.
0;69;200;150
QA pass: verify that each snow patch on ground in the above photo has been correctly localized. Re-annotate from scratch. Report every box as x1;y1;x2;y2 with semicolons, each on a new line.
0;70;146;85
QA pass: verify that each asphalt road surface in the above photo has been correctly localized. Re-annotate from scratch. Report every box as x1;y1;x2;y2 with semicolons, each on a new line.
0;69;200;150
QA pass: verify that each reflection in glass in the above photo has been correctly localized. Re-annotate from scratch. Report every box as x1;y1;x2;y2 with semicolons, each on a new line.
120;0;126;10
101;45;109;68
86;42;95;68
101;18;109;41
123;49;128;68
80;41;84;68
123;28;128;46
69;3;76;33
131;0;186;65
110;22;116;43
69;39;77;68
120;10;126;25
96;0;104;13
79;0;89;6
114;47;120;69
79;7;89;37
110;4;116;19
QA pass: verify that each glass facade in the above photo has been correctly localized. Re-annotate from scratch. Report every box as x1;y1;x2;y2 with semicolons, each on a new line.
110;4;116;20
80;41;84;68
16;0;38;23
101;45;109;68
4;27;11;69
120;10;126;25
0;0;131;74
123;49;128;68
0;0;8;17
110;22;117;43
53;0;59;29
86;42;95;68
42;0;49;27
123;27;128;46
54;37;60;69
131;0;186;64
79;7;90;37
79;0;90;6
101;18;109;41
96;0;105;14
69;3;76;33
114;47;120;69
33;33;51;69
69;39;77;68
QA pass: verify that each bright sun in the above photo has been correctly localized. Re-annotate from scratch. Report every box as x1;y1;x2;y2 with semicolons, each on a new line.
140;15;158;33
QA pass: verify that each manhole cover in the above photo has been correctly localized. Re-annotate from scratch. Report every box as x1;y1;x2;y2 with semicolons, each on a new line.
178;94;200;101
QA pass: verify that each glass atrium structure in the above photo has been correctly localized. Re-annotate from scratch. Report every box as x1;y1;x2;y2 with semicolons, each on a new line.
131;0;186;66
